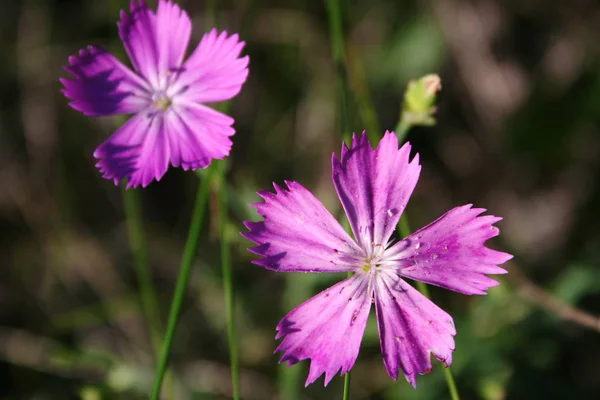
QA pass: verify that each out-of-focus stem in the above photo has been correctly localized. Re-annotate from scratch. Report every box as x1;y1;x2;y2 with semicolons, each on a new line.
326;1;354;397
122;187;163;356
149;172;212;400
326;0;351;142
216;161;241;400
394;118;412;143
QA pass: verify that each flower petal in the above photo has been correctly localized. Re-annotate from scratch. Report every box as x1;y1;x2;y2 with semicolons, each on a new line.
118;0;191;88
93;112;170;188
242;181;362;272
386;205;513;295
166;103;235;170
276;274;372;386
60;46;150;116
155;0;192;73
169;29;249;103
374;273;456;387
332;131;421;254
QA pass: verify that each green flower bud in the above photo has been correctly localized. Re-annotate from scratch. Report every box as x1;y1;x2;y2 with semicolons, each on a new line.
401;74;441;127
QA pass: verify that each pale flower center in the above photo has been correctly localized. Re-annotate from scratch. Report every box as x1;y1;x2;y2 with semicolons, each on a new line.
361;243;386;273
152;90;172;111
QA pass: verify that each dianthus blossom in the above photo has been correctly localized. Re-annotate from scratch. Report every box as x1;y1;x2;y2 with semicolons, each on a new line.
61;0;249;187
243;131;512;386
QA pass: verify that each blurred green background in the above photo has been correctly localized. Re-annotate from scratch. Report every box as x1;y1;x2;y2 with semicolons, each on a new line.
1;0;600;399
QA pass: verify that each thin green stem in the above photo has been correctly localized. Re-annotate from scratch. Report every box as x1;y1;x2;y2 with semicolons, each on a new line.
217;161;241;399
325;0;351;141
204;0;239;389
444;366;461;400
342;372;351;400
279;365;301;400
397;213;412;239
345;43;380;142
122;187;163;356
149;172;213;400
279;274;314;399
394;117;411;143
326;1;354;397
279;336;302;400
205;0;240;393
205;0;218;27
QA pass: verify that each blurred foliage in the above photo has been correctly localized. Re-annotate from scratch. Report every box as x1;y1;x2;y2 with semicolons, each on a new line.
1;0;600;399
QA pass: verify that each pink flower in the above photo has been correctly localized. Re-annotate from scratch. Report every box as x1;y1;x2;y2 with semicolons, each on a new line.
61;0;249;188
243;132;512;387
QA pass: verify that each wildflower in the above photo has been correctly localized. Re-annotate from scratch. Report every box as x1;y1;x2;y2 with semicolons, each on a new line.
242;132;512;387
61;0;249;188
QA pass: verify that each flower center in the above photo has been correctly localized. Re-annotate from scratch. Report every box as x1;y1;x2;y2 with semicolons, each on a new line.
152;91;172;111
361;243;386;273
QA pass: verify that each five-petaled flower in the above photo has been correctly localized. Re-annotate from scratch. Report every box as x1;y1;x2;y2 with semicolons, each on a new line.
61;0;249;188
242;131;512;387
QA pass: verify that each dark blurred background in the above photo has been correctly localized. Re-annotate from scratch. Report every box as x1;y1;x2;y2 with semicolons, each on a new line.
1;0;600;399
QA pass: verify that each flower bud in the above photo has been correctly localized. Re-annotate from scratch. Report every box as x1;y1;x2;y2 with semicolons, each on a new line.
401;74;441;127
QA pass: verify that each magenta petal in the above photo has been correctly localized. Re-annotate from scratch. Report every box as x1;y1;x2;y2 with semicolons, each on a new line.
374;273;456;387
387;205;513;295
118;1;159;86
242;181;362;272
166;103;235;170
94;112;169;188
119;0;191;87
170;29;249;103
155;0;192;73
333;131;421;254
61;46;150;116
276;274;372;386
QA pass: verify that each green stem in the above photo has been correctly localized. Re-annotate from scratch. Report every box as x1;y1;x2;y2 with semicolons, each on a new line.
122;187;163;357
279;274;314;399
444;366;461;400
342;372;351;400
217;162;241;399
326;1;354;397
394;116;411;144
204;0;240;392
345;43;380;142
279;347;301;400
325;0;351;141
397;213;412;239
149;171;213;400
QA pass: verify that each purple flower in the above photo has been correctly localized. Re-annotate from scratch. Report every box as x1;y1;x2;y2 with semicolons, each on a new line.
242;131;512;387
61;0;249;188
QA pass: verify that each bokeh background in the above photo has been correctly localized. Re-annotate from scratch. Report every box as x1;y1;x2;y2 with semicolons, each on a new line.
2;0;600;399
